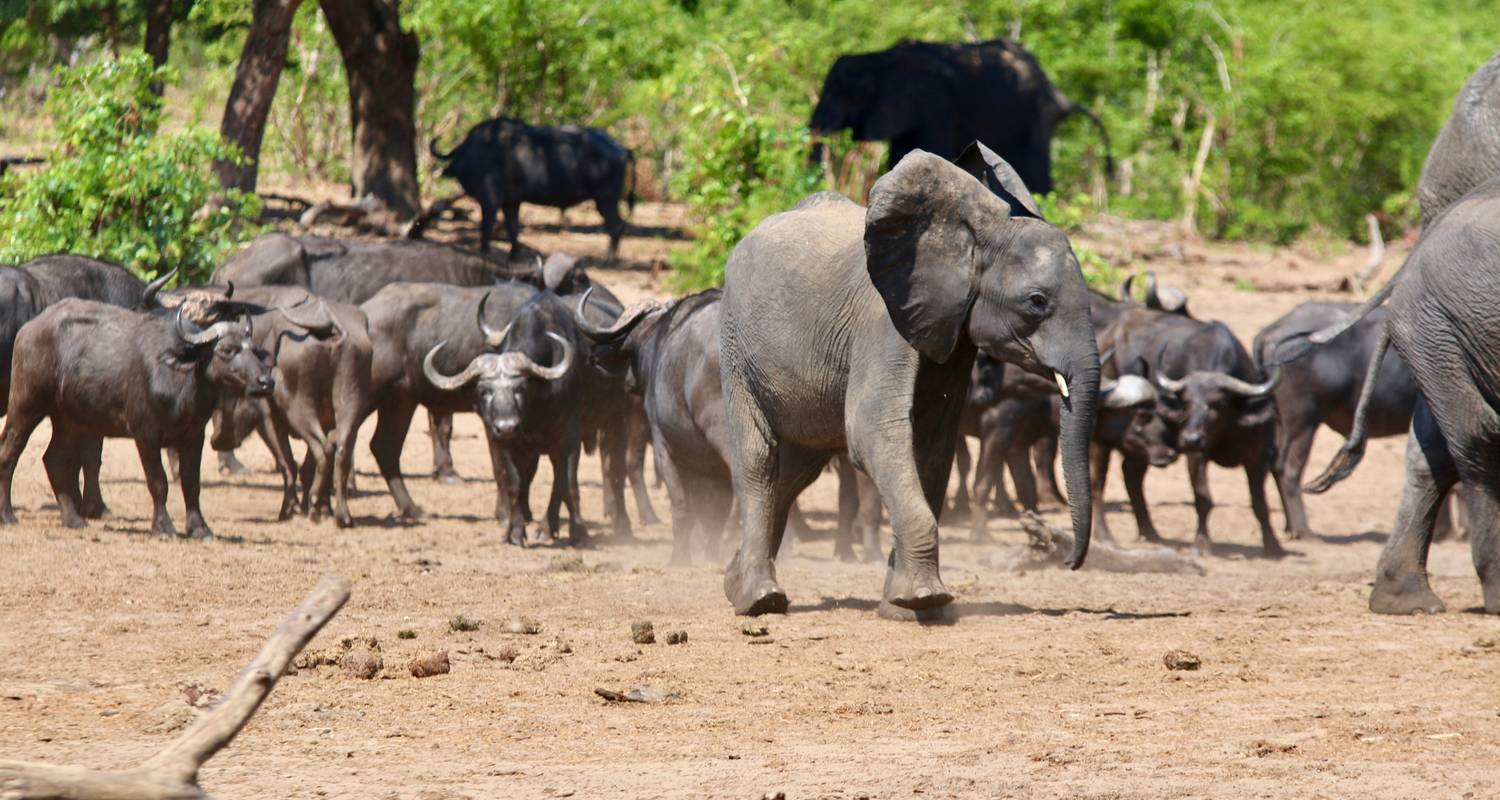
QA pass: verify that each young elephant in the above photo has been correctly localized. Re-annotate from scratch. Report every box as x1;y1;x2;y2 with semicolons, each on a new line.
719;143;1099;617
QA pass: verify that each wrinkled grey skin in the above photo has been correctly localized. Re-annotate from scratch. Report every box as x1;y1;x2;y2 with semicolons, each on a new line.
1416;52;1500;228
0;298;272;538
205;285;373;528
1344;180;1500;614
719;144;1099;617
1103;309;1282;556
431;118;636;260
808;38;1111;192
361;282;586;545
580;290;884;565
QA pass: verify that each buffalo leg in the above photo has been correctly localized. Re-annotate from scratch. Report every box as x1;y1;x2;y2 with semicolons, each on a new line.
483;434;526;546
598;420;632;539
331;412;360;530
428;410;459;484
478;199;498;252
1246;456;1285;557
557;437;587;544
596;195;625;263
1121;455;1163;543
1033;434;1065;506
503;202;523;254
135;439;177;536
1272;416;1318;539
217;450;251;477
656;436;694;566
262;413;299;521
42;425;86;529
627;411;660;525
285;402;333;522
697;476;735;564
1089;442;1116;545
0;407;45;525
833;456;859;562
1371;400;1455;614
176;433;212;539
950;438;972;519
1006;443;1039;513
80;436;108;519
1187;453;1214;555
517;453;538;524
854;465;883;563
370;398;423;519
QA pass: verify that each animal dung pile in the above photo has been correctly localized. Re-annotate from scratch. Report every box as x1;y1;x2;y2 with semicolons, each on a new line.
1163;650;1202;671
294;634;384;680
408;650;451;678
631;620;656;644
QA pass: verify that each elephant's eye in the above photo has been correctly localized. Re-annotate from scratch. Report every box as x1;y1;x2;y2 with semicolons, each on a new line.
1026;291;1050;313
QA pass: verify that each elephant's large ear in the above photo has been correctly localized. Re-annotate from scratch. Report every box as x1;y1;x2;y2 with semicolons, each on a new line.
865;150;1014;363
954;140;1042;219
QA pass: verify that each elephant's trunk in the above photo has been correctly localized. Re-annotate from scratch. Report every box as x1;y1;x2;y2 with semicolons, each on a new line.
1058;353;1099;569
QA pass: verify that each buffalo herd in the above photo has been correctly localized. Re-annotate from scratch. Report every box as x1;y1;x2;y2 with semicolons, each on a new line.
3;42;1499;620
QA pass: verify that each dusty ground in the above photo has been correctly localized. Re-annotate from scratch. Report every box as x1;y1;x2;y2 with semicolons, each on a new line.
4;203;1499;799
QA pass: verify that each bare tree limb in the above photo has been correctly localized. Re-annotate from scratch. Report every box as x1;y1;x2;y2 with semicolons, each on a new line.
0;575;352;800
1351;213;1386;293
1180;113;1217;233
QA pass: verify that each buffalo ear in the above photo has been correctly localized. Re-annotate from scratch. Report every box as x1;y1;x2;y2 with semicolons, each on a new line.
953;141;1042;218
865;150;1012;363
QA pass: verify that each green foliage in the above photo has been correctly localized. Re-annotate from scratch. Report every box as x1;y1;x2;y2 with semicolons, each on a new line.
0;53;258;280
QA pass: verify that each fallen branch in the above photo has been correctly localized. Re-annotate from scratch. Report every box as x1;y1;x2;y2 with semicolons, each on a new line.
0;156;44;177
0;574;352;800
982;513;1205;575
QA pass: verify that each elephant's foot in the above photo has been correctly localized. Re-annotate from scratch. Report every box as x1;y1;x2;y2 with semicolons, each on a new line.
882;559;952;611
724;552;788;616
876;599;955;623
1369;573;1446;615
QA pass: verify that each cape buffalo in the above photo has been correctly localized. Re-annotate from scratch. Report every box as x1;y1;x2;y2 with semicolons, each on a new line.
431;118;636;261
0;291;271;537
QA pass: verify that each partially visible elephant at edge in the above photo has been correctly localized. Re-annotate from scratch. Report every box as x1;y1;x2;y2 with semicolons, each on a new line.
808;38;1111;193
718;142;1099;618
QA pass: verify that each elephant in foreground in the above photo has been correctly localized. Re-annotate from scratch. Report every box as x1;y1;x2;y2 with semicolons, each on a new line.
808;38;1111;193
718;142;1099;617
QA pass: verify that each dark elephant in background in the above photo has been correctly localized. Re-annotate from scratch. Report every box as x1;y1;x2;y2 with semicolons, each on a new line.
718;143;1100;618
808;38;1111;193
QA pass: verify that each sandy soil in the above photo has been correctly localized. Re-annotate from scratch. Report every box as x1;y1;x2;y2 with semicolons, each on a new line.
3;204;1499;799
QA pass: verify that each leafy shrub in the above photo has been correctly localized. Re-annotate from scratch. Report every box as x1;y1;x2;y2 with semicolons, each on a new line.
0;53;259;281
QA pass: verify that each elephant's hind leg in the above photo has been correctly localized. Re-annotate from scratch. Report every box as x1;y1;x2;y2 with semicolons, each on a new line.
1371;399;1455;615
723;383;800;616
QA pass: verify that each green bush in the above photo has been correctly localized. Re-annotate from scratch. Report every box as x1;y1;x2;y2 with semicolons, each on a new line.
0;53;259;281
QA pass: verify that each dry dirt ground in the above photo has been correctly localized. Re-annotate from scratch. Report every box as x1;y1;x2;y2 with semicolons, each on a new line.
4;203;1500;799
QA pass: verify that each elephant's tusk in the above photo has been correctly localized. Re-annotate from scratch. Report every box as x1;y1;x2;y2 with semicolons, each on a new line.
1055;371;1070;398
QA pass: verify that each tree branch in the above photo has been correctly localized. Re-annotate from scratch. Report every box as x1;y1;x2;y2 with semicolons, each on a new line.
0;575;351;800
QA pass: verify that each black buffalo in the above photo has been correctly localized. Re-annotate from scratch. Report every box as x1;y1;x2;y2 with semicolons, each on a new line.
362;282;586;544
0;291;272;537
1103;307;1282;556
808;38;1110;190
432;118;636;261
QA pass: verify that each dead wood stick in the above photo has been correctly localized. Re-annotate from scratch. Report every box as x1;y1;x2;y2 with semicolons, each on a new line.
0;574;352;800
1351;213;1386;292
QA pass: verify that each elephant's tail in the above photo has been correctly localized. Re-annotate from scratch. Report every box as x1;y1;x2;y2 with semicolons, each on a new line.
1304;321;1390;494
1065;101;1114;179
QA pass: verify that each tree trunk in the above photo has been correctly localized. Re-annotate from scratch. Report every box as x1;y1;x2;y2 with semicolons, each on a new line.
214;0;306;193
143;0;174;95
319;0;422;220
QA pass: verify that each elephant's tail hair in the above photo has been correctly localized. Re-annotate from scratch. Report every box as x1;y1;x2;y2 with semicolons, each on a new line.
1066;102;1114;179
1305;322;1390;494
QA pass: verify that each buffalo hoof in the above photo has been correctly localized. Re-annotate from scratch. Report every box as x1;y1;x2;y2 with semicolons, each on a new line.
1284;528;1310;542
668;548;692;568
1369;579;1446;615
638;509;663;527
1193;535;1213;558
505;523;527;547
437;469;460;486
0;508;16;525
725;556;788;616
568;521;590;546
277;508;295;523
877;599;955;623
882;563;953;611
833;545;859;563
60;513;87;530
217;458;251;478
83;500;109;519
400;505;425;522
186;525;214;541
1261;540;1287;559
334;513;353;529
